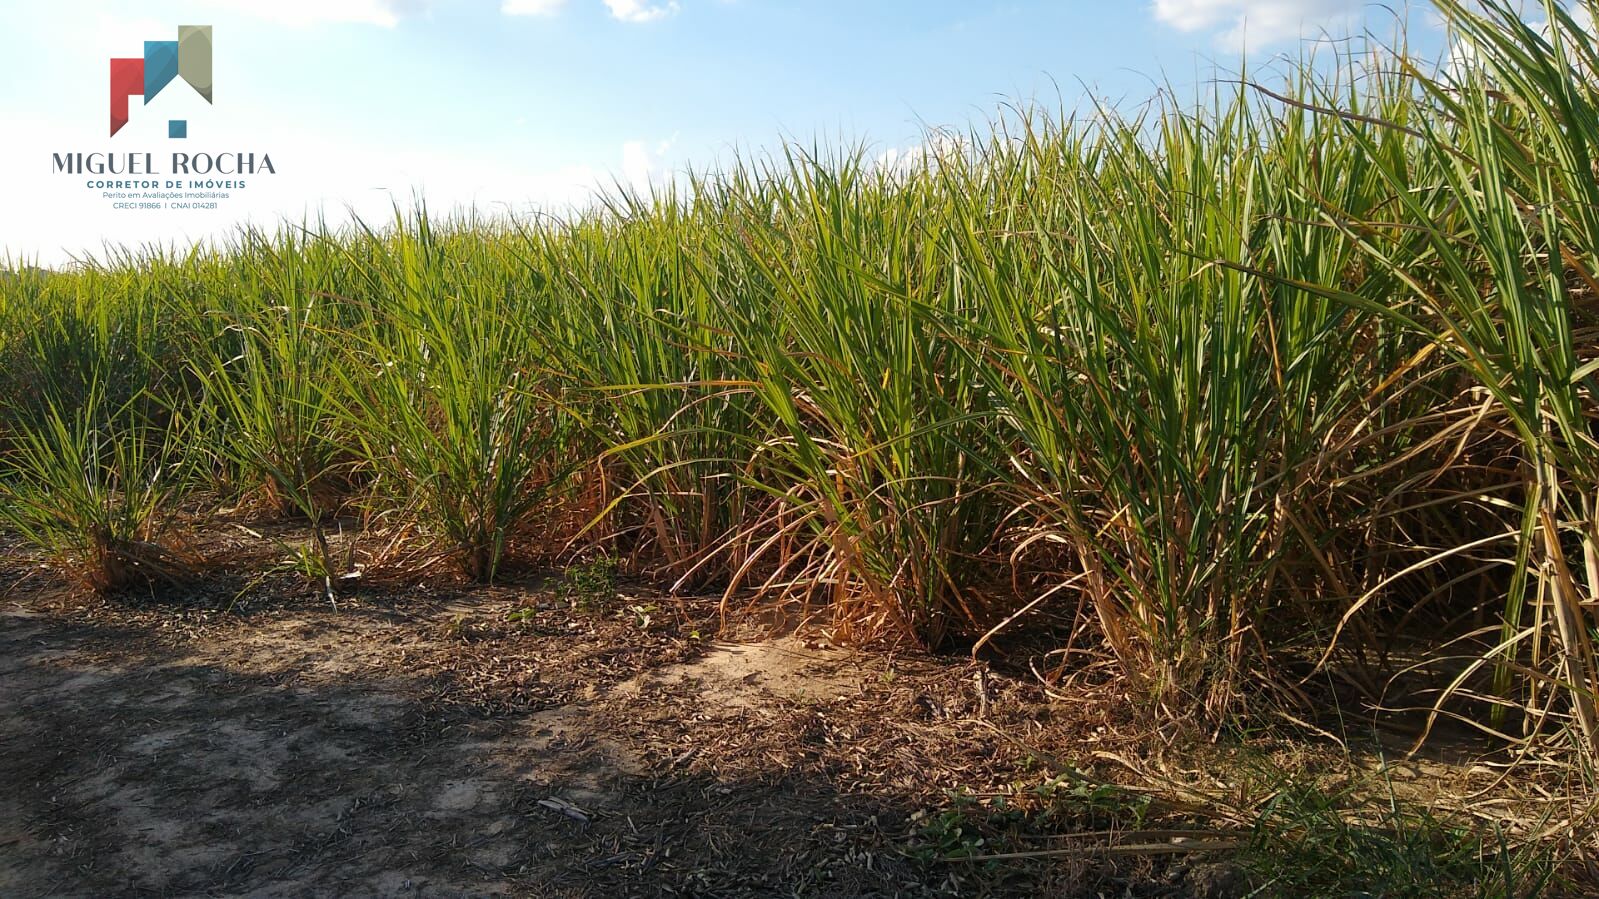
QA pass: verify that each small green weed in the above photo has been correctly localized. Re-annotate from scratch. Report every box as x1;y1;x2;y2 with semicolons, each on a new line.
555;557;618;612
1240;779;1557;898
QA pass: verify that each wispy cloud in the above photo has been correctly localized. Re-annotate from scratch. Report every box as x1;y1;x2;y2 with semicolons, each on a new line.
501;0;569;16
603;0;681;24
1151;0;1364;48
195;0;429;28
500;0;679;23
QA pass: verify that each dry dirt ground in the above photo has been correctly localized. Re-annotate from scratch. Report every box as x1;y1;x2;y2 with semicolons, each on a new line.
0;528;1227;899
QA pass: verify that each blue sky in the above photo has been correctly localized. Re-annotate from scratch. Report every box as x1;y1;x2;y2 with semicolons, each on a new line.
0;0;1443;264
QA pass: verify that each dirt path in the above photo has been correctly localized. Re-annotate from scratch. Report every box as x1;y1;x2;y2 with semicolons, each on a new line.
0;577;1147;898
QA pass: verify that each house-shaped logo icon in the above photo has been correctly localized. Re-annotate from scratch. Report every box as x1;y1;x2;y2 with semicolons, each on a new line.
110;26;212;138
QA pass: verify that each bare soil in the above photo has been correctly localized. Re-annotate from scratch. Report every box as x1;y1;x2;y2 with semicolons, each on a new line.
0;524;1477;898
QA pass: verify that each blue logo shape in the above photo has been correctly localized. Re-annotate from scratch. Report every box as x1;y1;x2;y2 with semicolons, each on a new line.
144;41;179;100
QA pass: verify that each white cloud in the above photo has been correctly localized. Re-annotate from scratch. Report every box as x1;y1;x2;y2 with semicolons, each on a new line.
1443;2;1598;82
195;0;429;28
1151;0;1364;48
603;0;680;23
502;0;569;15
92;13;172;51
620;136;677;189
873;130;970;177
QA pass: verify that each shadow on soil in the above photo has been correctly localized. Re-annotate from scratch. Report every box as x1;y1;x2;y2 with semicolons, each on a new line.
0;595;1191;899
